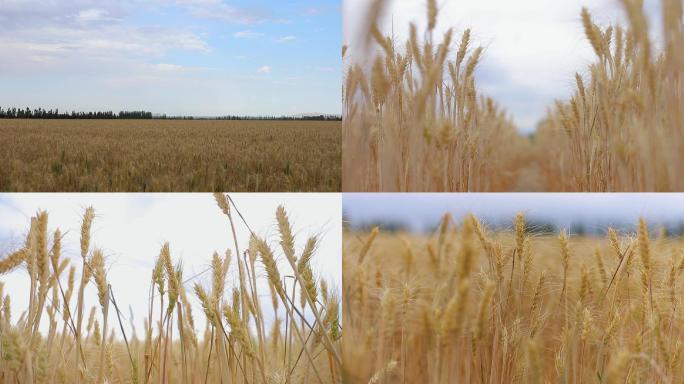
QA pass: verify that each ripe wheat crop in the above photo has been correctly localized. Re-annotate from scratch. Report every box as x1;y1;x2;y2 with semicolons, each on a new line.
0;120;340;192
342;0;527;192
536;0;684;191
343;0;683;192
344;213;684;383
0;194;341;383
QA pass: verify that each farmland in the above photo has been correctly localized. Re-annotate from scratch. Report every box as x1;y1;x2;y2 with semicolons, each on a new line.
344;213;684;383
0;119;340;192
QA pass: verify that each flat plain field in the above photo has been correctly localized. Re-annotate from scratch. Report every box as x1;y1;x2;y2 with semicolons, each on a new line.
0;119;340;191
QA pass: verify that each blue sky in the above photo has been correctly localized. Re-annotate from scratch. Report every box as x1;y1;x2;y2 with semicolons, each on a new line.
344;193;684;233
344;0;662;133
0;0;341;116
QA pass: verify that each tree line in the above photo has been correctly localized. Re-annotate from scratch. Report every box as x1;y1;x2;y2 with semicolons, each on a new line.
0;106;341;121
0;107;152;119
349;217;684;237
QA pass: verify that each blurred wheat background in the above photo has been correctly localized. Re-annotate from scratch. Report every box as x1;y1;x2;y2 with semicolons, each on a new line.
342;0;683;192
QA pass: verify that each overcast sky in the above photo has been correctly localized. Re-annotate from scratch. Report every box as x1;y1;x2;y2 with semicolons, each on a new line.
0;193;341;336
344;193;684;233
0;0;340;116
343;0;662;133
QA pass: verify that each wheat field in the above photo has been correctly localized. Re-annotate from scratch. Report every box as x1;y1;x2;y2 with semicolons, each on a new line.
343;214;684;383
0;194;341;383
0;120;340;192
343;0;683;192
342;0;526;192
536;0;684;191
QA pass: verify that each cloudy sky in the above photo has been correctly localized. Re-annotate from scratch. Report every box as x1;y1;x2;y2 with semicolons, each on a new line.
0;193;341;335
0;0;340;116
343;0;662;133
344;193;684;233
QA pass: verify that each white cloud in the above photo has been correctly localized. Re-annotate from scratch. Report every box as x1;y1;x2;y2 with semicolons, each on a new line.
155;63;183;71
173;0;283;25
0;0;286;26
0;24;210;75
76;9;107;22
275;35;296;43
257;65;271;73
152;63;207;73
233;30;264;39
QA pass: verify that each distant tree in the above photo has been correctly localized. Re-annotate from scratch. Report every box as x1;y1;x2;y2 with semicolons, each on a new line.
0;105;342;121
